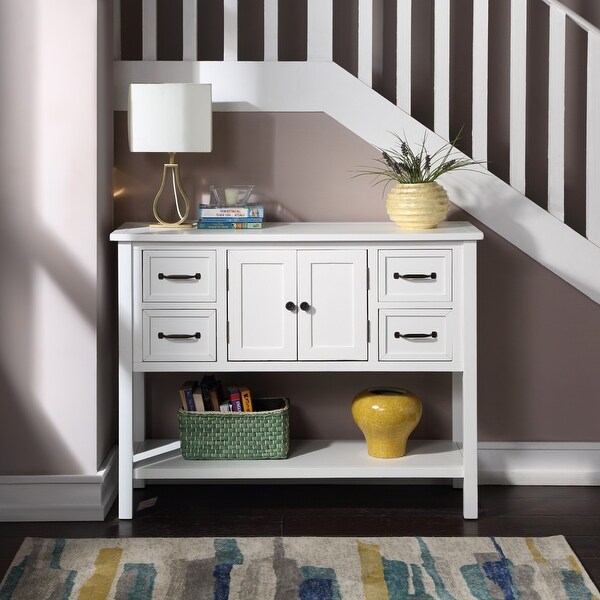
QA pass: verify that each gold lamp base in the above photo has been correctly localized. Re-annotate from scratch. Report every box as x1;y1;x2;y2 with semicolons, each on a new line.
151;153;194;227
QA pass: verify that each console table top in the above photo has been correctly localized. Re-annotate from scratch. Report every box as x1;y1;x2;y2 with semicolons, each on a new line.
110;221;484;242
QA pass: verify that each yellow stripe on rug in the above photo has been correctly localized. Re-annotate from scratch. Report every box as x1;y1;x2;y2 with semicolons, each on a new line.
526;538;549;565
357;541;389;600
77;547;123;600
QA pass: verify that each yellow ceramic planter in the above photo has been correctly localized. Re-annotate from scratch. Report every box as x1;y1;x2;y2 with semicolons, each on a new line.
386;181;450;230
351;387;422;458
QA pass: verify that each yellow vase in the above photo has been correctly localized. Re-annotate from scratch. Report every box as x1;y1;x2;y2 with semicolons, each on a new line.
386;181;450;230
351;387;422;458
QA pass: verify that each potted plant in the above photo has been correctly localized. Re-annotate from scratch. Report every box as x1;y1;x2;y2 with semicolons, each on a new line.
358;133;483;229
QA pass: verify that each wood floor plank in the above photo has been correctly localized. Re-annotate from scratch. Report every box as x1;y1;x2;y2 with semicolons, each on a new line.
0;484;598;590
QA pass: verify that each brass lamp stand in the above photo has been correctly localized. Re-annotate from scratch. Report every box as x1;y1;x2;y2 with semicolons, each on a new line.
150;153;192;228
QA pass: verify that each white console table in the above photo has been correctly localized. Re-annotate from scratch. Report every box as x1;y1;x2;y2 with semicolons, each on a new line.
111;221;483;519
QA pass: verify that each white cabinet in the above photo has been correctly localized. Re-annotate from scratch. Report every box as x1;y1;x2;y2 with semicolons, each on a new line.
111;222;483;521
227;249;367;361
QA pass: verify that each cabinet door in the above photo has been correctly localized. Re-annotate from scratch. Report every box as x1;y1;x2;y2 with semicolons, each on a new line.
297;250;368;360
228;250;297;360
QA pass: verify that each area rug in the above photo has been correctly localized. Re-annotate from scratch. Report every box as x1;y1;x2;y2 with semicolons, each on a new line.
1;536;598;599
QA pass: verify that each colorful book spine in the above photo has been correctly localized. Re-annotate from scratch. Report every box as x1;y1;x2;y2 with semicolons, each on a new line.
198;217;263;223
239;386;253;412
198;205;264;218
180;381;197;411
227;386;243;412
196;221;263;229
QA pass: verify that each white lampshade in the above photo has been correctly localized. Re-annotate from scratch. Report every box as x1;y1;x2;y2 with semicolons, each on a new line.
128;83;212;153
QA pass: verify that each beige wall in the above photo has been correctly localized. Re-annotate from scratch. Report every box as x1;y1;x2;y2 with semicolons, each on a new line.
0;0;114;475
114;111;600;443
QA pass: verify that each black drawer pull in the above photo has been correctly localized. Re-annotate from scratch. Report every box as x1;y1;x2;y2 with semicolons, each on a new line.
158;332;201;340
285;301;296;311
393;272;437;280
394;331;438;339
158;273;201;280
299;301;311;311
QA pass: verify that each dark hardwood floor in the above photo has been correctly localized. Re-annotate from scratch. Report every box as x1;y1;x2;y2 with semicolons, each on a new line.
1;484;599;588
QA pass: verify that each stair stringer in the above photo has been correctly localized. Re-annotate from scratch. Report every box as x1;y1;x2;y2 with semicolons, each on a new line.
114;60;600;304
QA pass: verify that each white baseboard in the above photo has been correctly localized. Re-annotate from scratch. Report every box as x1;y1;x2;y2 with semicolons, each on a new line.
478;442;600;485
0;446;117;522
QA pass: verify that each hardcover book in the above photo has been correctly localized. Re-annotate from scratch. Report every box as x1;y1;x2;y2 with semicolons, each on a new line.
227;386;243;412
239;386;254;412
196;222;263;229
180;380;197;411
197;217;263;223
198;204;264;218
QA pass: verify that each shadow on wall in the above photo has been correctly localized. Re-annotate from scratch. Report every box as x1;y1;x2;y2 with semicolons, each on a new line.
0;1;101;475
0;220;101;475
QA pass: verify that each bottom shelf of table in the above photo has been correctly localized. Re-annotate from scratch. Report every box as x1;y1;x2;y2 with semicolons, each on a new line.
132;439;465;481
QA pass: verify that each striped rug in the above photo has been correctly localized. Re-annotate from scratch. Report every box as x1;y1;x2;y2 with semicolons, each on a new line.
1;536;598;599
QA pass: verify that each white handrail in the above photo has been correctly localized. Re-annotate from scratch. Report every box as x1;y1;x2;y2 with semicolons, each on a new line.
223;0;237;61
264;0;278;61
471;0;488;163
142;0;157;61
113;0;121;60
358;0;373;86
587;35;600;246
434;0;450;140
547;6;566;221
510;0;527;195
182;0;197;61
538;0;600;38
307;0;333;61
396;0;411;112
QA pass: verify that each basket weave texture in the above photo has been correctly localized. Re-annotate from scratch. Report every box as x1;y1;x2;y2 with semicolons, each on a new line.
178;397;289;460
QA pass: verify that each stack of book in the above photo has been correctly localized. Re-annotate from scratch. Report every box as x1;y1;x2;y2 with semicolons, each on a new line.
196;204;264;229
179;375;254;413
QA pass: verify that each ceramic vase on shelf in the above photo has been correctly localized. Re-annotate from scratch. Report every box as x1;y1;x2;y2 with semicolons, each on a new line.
386;181;450;230
351;387;422;458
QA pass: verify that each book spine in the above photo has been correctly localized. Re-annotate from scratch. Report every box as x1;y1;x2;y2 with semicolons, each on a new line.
183;386;196;411
227;386;243;412
178;388;188;411
196;222;263;229
239;386;253;412
198;217;263;223
208;386;220;411
192;390;206;412
198;206;264;218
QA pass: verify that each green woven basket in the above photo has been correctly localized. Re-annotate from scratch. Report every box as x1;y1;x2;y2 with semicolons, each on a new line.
178;397;289;460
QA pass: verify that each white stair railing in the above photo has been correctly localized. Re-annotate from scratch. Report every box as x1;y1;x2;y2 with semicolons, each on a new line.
112;0;600;299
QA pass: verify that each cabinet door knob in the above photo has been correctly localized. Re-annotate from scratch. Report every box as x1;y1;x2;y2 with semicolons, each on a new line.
285;301;296;311
393;272;437;280
394;331;438;339
299;301;310;311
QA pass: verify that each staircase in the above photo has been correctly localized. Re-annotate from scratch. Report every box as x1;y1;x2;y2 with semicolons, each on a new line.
113;0;600;304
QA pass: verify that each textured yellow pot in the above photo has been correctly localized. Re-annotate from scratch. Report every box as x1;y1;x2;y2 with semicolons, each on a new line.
351;387;422;458
386;181;450;230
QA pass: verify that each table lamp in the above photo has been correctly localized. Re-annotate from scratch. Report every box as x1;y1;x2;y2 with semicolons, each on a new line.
128;83;212;227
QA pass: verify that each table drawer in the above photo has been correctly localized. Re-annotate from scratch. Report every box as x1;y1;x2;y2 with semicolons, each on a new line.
378;249;452;302
142;310;216;362
379;309;453;361
143;251;216;302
